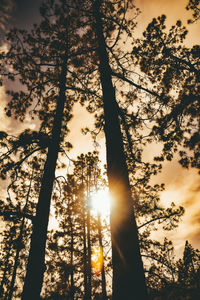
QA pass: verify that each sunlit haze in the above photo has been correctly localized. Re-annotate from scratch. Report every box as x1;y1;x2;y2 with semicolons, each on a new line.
90;189;111;217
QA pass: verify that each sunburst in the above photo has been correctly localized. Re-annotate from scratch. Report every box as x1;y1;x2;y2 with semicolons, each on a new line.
90;189;111;216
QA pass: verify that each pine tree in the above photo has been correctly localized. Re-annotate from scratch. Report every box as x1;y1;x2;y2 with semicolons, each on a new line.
1;1;198;298
43;152;109;299
0;1;77;297
132;13;200;172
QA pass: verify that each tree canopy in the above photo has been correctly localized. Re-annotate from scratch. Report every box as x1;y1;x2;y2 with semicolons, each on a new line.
0;0;199;299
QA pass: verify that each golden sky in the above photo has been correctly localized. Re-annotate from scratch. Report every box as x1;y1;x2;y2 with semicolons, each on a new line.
134;0;199;45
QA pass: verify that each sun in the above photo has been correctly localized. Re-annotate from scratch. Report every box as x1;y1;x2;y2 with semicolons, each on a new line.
90;189;111;216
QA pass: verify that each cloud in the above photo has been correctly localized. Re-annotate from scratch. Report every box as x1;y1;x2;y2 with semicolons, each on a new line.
144;142;200;256
157;171;200;256
0;86;12;131
0;0;15;31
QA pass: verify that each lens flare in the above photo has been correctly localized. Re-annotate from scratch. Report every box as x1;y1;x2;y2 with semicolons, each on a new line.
91;246;103;275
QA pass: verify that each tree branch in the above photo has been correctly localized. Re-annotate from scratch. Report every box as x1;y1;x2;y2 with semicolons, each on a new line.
138;211;179;229
0;210;34;221
111;70;160;97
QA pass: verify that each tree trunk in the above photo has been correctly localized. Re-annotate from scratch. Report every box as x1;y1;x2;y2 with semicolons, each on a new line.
69;208;74;300
93;1;148;299
86;173;92;300
0;241;12;299
22;48;68;300
97;214;107;300
86;207;92;300
83;210;88;300
7;172;33;300
7;220;25;300
80;180;88;300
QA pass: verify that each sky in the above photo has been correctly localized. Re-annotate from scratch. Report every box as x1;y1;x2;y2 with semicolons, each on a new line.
0;0;199;258
1;0;42;27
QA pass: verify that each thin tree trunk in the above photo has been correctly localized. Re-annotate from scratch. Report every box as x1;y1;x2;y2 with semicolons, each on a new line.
86;207;92;300
83;170;92;300
93;1;148;299
22;46;68;300
0;242;12;299
83;210;88;300
80;177;88;300
86;172;92;300
69;207;74;300
7;172;33;300
97;214;107;300
7;219;25;300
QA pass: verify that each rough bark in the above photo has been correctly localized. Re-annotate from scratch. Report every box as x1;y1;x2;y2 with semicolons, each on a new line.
21;48;68;300
93;1;148;299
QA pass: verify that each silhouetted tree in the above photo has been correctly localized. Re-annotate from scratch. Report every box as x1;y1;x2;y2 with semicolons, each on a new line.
43;152;109;299
0;154;46;298
147;240;200;300
0;224;14;299
0;1;77;297
91;1;148;298
7;171;34;300
132;14;200;172
178;241;200;290
1;1;199;299
186;0;200;23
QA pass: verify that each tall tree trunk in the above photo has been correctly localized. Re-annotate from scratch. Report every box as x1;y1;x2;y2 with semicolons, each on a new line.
7;173;33;300
86;173;92;300
86;207;92;300
80;179;88;300
7;219;25;300
0;241;12;299
93;1;148;299
69;207;74;300
97;214;107;300
86;171;92;300
22;48;68;300
83;209;88;300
